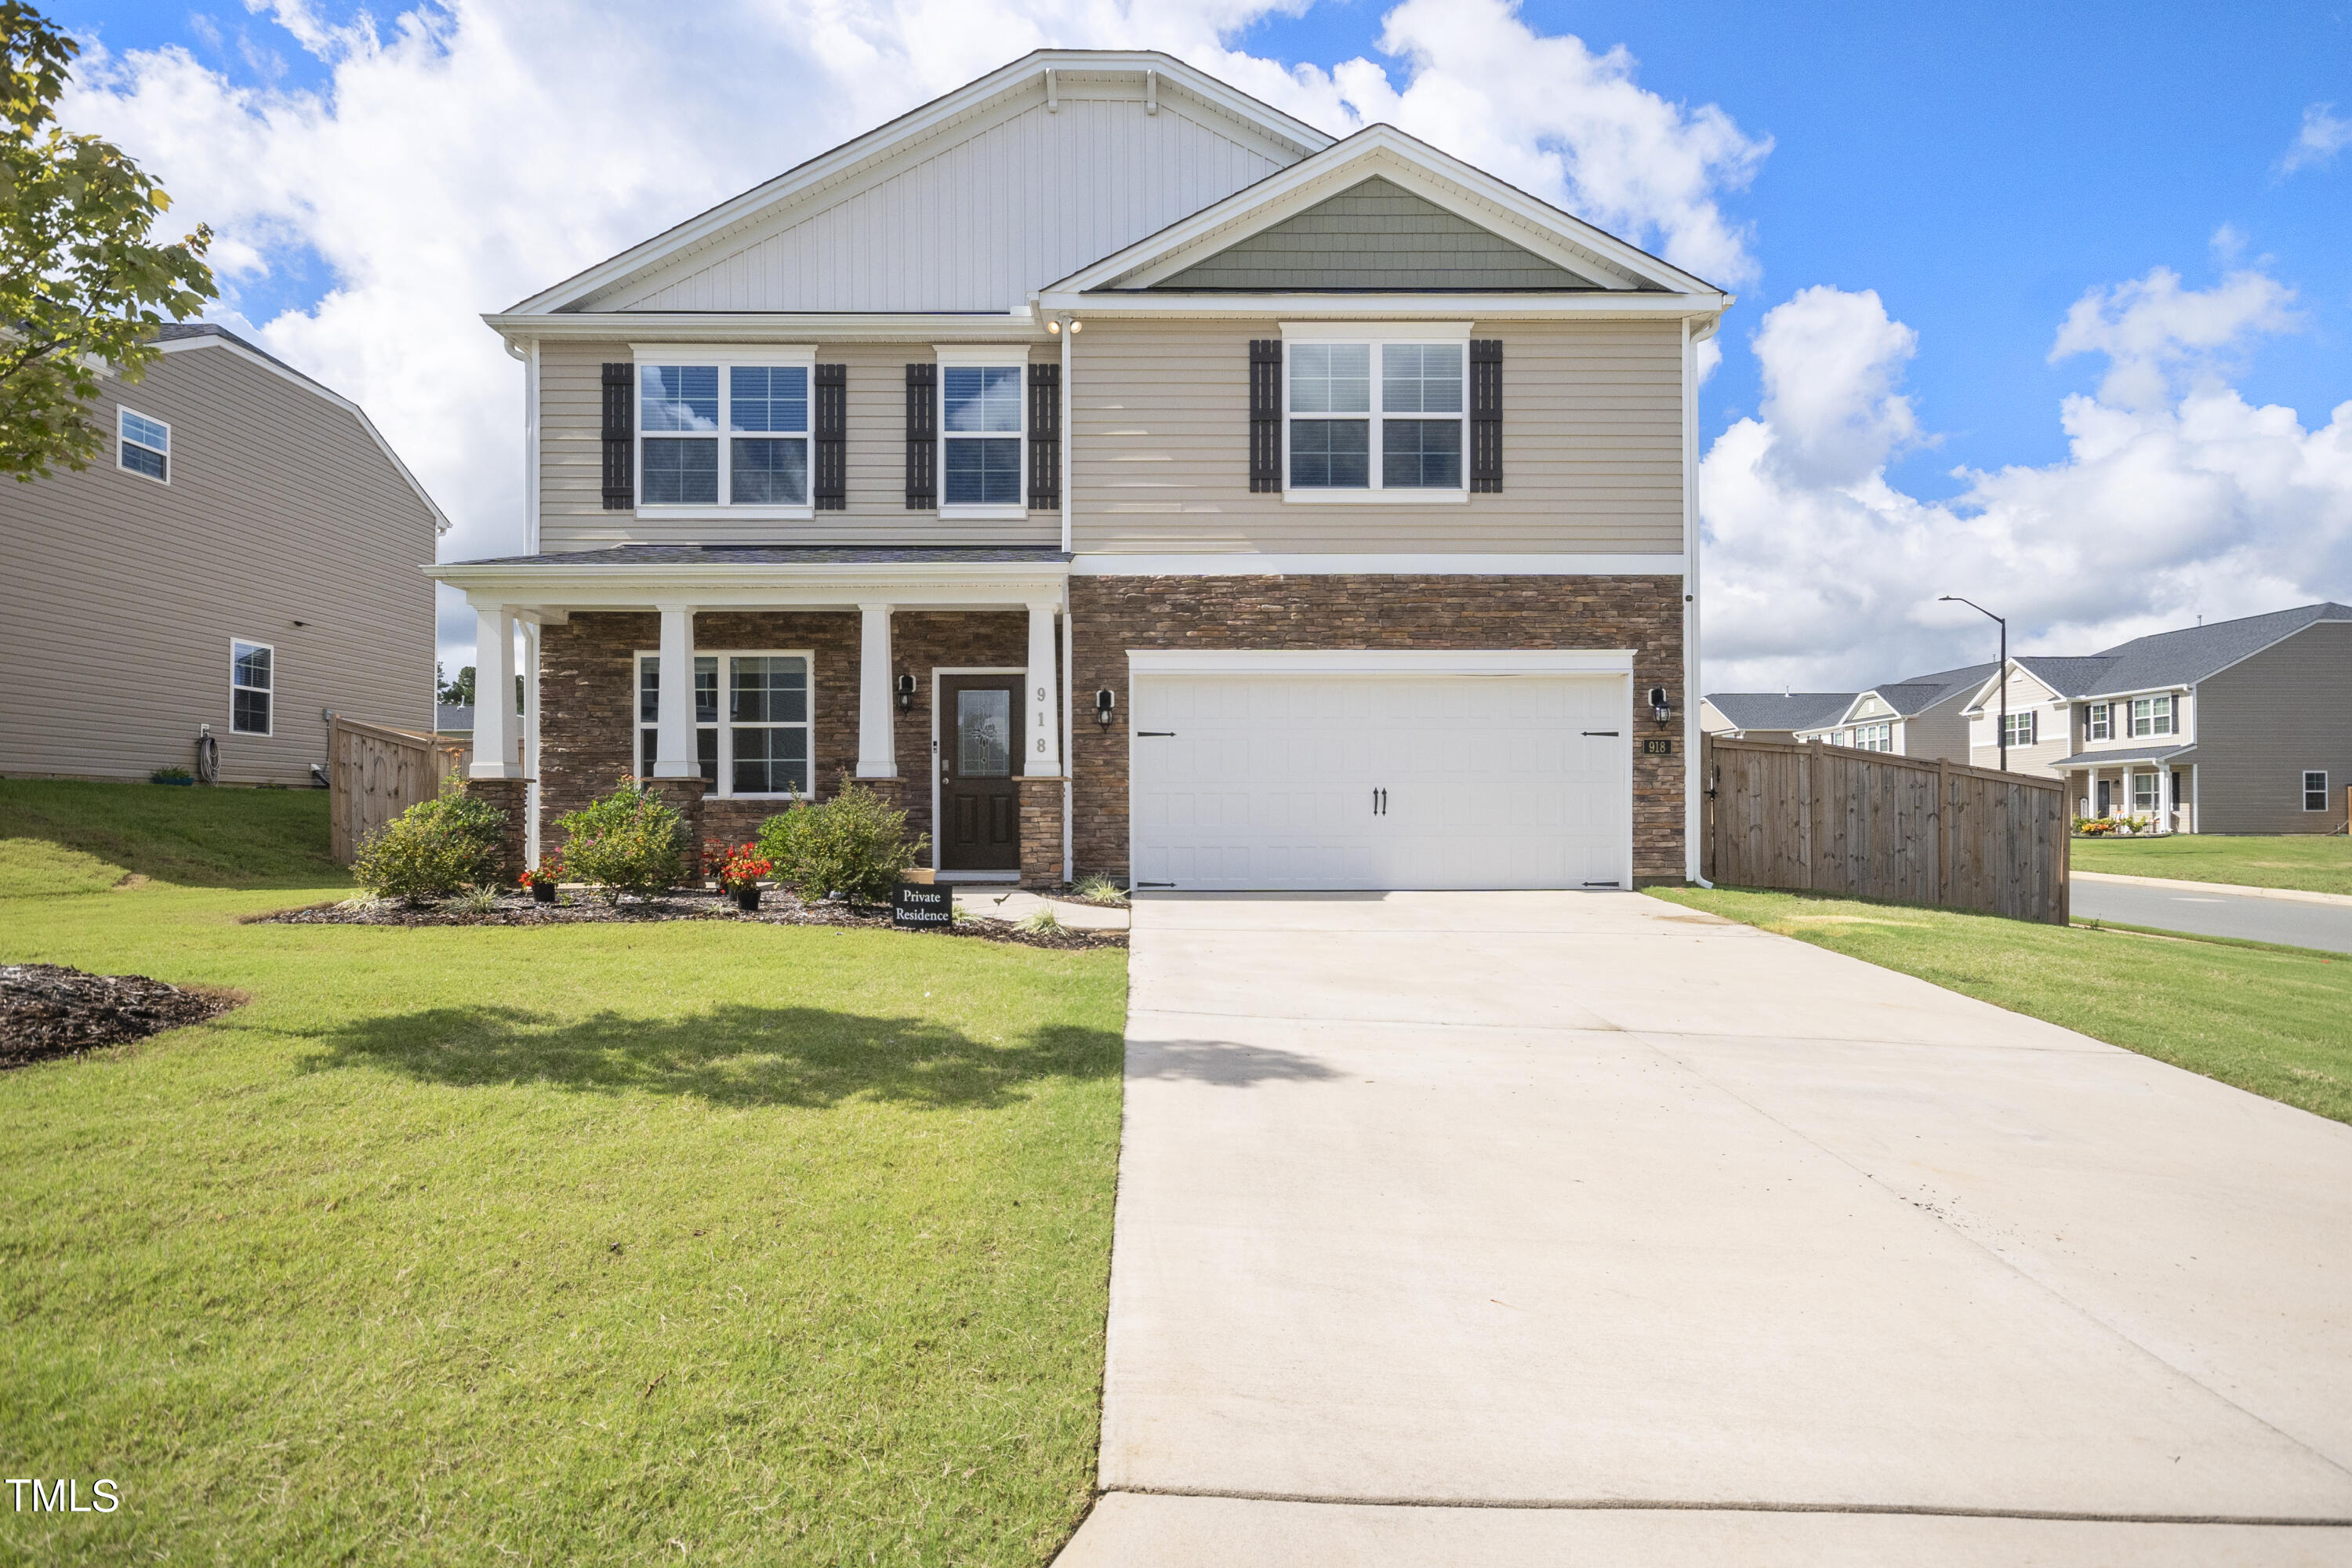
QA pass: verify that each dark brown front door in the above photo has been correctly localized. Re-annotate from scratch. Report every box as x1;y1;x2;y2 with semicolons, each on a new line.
940;675;1023;871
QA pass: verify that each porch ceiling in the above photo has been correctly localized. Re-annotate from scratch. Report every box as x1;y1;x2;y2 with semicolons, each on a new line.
2051;743;2197;769
429;544;1069;613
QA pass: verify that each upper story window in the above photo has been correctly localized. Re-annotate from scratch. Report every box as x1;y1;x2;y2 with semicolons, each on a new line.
931;348;1028;517
1283;328;1468;501
1853;721;1893;752
2085;702;2111;740
119;408;169;482
2307;771;2330;812
634;350;811;514
230;639;272;735
2129;695;2175;737
2002;710;2037;748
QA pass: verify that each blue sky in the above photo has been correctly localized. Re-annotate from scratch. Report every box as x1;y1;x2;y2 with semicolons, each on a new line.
59;0;2352;687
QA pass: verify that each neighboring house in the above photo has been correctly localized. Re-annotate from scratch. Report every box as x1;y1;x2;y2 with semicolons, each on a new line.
1954;603;2352;833
0;324;443;785
435;703;476;741
1700;692;1854;744
1785;662;1998;761
434;51;1727;891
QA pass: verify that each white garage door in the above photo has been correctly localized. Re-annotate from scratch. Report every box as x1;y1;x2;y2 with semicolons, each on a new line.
1130;669;1631;891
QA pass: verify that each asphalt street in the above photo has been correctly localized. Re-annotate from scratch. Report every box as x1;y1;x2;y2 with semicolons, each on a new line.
2072;876;2352;954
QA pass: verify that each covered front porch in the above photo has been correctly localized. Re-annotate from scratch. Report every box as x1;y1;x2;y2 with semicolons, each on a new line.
428;546;1074;887
2053;742;2197;833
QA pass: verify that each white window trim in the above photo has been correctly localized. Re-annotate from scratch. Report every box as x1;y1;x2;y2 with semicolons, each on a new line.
633;647;816;800
118;405;169;485
629;344;817;520
1279;321;1472;506
933;345;1030;520
230;637;273;738
2129;694;2176;739
2002;710;2037;747
2304;770;2329;811
2086;702;2111;742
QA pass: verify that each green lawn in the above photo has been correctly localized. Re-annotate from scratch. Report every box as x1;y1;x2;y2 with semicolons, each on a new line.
1647;886;2351;1126
2072;832;2352;896
0;781;1126;1564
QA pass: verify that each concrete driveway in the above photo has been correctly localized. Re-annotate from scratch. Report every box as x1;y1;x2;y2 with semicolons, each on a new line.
1056;891;2352;1565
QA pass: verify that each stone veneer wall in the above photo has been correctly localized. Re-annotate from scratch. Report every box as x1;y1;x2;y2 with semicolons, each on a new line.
1068;574;1688;884
535;610;1032;858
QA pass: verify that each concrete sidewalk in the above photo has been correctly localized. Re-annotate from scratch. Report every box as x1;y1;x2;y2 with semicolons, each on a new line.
2072;874;2352;953
1056;891;2352;1564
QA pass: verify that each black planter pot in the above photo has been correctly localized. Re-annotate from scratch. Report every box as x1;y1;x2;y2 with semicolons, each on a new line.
531;881;557;904
731;885;762;913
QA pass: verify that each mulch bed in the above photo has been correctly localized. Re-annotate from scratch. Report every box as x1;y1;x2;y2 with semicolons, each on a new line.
252;889;1126;949
2;964;241;1069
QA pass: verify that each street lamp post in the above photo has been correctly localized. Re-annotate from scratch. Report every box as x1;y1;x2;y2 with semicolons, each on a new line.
1940;595;2008;772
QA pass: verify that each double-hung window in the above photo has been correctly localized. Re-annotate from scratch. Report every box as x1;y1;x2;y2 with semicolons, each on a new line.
119;408;169;482
2307;771;2330;812
2133;772;2159;813
635;350;812;514
936;349;1026;515
2085;702;2111;741
230;639;272;735
637;651;811;798
2129;695;2175;737
2002;711;2037;748
1283;327;1467;499
1853;721;1893;752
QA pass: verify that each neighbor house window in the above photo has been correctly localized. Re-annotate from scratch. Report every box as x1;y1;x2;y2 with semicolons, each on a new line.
636;353;811;510
2129;695;2175;737
637;652;811;797
230;639;272;735
119;408;169;481
2133;772;2158;813
937;349;1026;513
1285;332;1466;496
1853;721;1893;752
2085;702;2111;741
2002;711;2037;747
2307;771;2330;812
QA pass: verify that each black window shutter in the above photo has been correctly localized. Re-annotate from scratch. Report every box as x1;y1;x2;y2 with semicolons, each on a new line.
1027;361;1061;511
1469;339;1503;493
1249;339;1281;493
813;363;847;510
905;363;935;510
601;361;633;510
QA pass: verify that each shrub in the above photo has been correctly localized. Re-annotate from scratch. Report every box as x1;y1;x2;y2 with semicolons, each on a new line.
351;786;508;901
757;776;927;909
1019;905;1063;933
149;766;193;786
1073;873;1128;904
557;778;689;903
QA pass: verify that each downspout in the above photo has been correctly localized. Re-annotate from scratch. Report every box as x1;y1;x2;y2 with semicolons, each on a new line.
1060;315;1075;883
1683;316;1711;887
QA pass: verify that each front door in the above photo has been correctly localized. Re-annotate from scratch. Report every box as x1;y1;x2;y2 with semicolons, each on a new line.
2096;779;2112;816
939;675;1023;872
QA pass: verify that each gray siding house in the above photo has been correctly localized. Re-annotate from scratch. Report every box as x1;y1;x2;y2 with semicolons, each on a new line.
1699;692;1854;745
1956;604;2352;834
434;51;1729;891
0;325;443;786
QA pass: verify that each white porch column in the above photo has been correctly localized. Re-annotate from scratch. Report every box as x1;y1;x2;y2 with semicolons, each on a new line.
470;602;521;779
523;621;542;861
856;603;897;779
1024;601;1062;776
653;604;696;779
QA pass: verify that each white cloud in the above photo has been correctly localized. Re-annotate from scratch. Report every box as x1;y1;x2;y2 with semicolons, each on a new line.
60;0;1768;658
2278;102;2352;176
1701;274;2352;693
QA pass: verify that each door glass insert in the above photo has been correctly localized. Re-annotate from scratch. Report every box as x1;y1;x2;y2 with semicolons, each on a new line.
956;689;1012;776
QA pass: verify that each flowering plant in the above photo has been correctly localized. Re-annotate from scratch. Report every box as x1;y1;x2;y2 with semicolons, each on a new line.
706;840;772;894
517;854;564;888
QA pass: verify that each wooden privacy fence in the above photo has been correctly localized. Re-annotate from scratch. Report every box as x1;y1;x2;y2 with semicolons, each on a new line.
328;717;468;864
1702;735;2070;924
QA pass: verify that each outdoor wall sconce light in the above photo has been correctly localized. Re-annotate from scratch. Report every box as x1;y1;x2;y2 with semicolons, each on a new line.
1095;688;1117;727
895;673;916;713
1650;686;1672;726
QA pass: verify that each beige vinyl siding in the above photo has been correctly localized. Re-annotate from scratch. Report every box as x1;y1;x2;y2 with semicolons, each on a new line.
1155;177;1595;290
1900;690;1974;763
538;339;1059;552
1070;318;1685;555
2194;621;2352;833
0;345;437;784
1965;668;2069;775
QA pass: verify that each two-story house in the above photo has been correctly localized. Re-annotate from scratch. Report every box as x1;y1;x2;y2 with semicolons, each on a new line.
0;324;443;785
1781;663;1995;760
432;52;1726;891
1953;603;2352;833
1697;691;1854;745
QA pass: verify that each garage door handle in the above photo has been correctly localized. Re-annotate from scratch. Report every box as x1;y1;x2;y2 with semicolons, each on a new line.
1371;787;1388;816
1583;730;1620;737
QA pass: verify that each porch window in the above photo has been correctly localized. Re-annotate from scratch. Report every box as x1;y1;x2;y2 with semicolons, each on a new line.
2085;702;2111;741
637;652;809;797
2129;695;2174;737
636;353;812;510
2002;710;2036;747
940;360;1025;510
1285;332;1466;495
230;639;272;735
2307;771;2330;812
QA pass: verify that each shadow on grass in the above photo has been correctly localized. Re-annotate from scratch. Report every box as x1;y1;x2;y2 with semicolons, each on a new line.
303;1003;1121;1110
0;779;346;891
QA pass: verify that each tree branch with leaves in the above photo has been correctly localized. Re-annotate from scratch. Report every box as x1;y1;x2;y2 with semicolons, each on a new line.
1;1;217;480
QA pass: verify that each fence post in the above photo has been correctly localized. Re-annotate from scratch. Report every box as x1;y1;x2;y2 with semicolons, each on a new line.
1934;756;1950;906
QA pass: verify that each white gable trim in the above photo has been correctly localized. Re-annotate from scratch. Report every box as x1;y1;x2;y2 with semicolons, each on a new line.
151;333;449;533
1039;125;1729;306
509;52;1330;319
